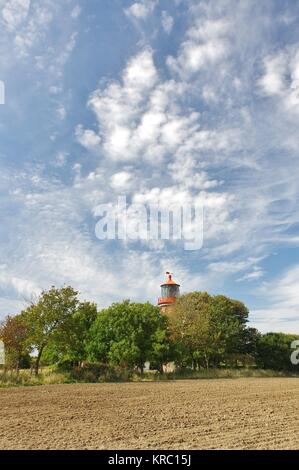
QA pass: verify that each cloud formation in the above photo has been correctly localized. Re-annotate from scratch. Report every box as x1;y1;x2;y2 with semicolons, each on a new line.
124;1;157;21
1;0;299;333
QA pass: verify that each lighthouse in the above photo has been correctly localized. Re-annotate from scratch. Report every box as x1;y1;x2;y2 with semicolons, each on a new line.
158;272;180;312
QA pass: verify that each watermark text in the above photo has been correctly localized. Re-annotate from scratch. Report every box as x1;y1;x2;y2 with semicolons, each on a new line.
94;196;204;251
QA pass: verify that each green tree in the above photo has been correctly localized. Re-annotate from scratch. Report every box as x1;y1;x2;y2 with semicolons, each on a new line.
0;315;31;373
87;300;169;372
168;292;211;369
43;301;98;366
210;295;248;366
148;315;173;372
169;292;251;369
238;327;261;364
21;286;79;375
256;332;299;370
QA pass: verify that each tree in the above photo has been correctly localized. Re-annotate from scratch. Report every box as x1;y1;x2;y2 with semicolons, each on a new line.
21;286;79;375
210;295;248;365
238;327;261;363
87;300;170;372
168;292;212;369
148;315;173;372
256;332;299;370
0;315;31;373
43;301;98;366
168;292;251;369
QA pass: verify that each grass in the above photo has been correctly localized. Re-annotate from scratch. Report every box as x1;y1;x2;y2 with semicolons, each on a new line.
162;368;299;380
0;366;298;388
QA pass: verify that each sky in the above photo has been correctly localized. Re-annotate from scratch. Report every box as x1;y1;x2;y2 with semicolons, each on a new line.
0;0;299;333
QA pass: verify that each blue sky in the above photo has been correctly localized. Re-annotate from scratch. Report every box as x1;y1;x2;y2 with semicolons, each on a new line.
1;0;299;333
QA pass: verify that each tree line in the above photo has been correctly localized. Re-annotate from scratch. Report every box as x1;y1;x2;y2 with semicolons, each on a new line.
0;286;298;375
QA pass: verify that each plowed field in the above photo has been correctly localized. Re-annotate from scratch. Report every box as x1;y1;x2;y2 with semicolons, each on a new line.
0;378;298;449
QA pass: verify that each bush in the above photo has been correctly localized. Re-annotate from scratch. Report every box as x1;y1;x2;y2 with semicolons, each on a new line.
59;363;135;383
0;370;42;387
256;332;299;371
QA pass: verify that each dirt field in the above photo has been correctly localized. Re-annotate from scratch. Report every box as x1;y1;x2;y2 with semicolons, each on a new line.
0;378;298;450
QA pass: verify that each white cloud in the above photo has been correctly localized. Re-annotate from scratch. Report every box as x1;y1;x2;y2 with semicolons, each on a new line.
258;44;299;113
167;18;231;76
161;11;173;34
125;1;157;21
208;258;264;275
258;54;286;96
129;185;236;250
250;264;299;333
56;104;66;120
72;163;81;173
54;151;68;168
49;85;62;95
168;158;219;190
75;125;102;152
264;265;299;310
249;311;299;334
0;265;41;298
0;297;26;318
71;5;81;19
202;85;217;103
13;2;54;57
0;168;212;315
237;268;265;282
110;171;133;190
85;49;160;160
79;48;239;166
1;0;30;32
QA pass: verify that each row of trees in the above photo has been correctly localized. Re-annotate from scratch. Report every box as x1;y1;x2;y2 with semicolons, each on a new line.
0;286;298;374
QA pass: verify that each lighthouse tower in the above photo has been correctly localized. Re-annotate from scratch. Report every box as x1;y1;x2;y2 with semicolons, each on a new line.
158;272;180;312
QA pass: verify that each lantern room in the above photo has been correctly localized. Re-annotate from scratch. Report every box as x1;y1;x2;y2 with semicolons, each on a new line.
158;272;180;308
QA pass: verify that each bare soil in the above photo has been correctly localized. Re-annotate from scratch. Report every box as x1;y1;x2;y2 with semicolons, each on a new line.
0;378;298;449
